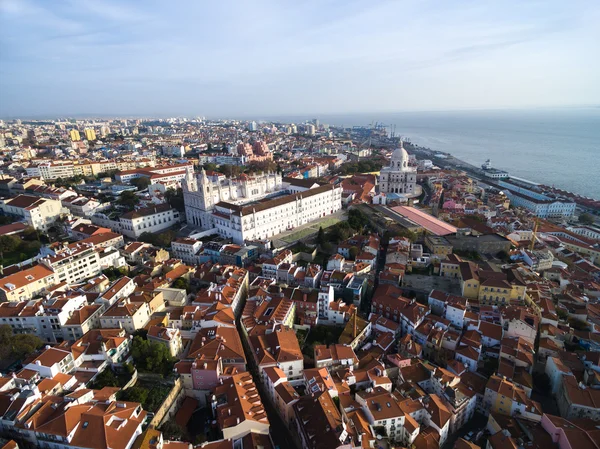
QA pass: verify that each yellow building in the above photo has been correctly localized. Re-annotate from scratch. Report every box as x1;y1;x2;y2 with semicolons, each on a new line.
459;262;527;305
69;129;81;141
73;163;94;177
84;128;96;141
425;235;453;260
439;254;463;278
459;262;480;299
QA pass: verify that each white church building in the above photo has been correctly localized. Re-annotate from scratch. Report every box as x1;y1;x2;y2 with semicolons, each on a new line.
183;170;343;243
374;144;418;204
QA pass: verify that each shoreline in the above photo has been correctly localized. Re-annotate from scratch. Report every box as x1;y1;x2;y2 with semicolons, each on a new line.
403;142;600;211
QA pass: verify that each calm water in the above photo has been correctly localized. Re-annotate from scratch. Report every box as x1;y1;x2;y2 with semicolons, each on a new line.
275;109;600;199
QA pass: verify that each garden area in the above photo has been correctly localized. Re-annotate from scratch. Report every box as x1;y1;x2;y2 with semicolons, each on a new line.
130;334;177;377
0;325;43;371
90;365;135;390
300;324;345;357
0;227;44;266
118;381;172;413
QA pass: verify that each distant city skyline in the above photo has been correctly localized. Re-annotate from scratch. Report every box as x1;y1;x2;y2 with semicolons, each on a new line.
1;0;599;117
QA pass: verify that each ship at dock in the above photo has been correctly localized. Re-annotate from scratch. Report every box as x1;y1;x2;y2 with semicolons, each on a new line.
480;159;509;179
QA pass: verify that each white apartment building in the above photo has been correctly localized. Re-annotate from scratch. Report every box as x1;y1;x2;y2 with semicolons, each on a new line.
184;170;284;228
0;264;56;302
24;346;75;378
25;162;75;180
119;203;180;239
115;163;194;183
357;387;414;445
100;297;151;333
0;194;63;231
567;225;600;240
62;195;103;217
39;243;102;285
97;276;136;307
171;237;203;265
61;304;104;341
0;297;92;344
545;356;575;395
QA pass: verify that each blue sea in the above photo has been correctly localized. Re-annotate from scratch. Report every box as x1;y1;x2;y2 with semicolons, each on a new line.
273;108;600;199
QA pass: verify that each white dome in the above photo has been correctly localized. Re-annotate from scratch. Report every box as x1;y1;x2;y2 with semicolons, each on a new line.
390;146;409;171
391;147;409;162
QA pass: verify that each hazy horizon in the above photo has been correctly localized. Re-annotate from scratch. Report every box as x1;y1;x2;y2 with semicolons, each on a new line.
1;0;599;117
2;105;599;123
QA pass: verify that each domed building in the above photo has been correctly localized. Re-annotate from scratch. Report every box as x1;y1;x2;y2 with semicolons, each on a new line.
378;142;417;198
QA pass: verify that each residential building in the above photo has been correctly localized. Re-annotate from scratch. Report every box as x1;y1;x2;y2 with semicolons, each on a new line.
0;195;62;231
211;372;270;440
556;376;600;421
292;391;349;449
39;243;102;285
147;325;183;357
23;346;75;378
119;204;180;239
249;326;304;386
15;395;146;449
483;375;542;422
99;297;151;334
0;265;56;302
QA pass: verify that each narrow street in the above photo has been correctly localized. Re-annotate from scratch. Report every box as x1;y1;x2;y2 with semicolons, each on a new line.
235;317;300;449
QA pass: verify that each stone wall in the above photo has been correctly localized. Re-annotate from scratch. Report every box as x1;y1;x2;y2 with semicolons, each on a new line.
149;376;185;428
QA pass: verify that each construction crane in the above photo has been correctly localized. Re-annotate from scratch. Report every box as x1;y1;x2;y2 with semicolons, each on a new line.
530;218;539;251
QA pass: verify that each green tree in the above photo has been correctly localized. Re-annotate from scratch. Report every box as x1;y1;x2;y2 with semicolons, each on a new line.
97;193;113;203
0;234;20;259
160;420;186;441
0;326;43;360
347;208;369;230
579;213;595;225
117;191;140;211
144;387;170;412
119;386;149;404
11;333;43;358
92;368;120;388
0;216;14;226
21;226;39;241
316;226;326;246
348;246;359;260
496;250;510;261
139;230;176;248
328;221;352;243
165;188;185;212
131;177;151;191
131;336;175;376
102;267;127;281
172;277;189;291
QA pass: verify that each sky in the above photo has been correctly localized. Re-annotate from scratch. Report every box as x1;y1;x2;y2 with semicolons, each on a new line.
1;0;599;118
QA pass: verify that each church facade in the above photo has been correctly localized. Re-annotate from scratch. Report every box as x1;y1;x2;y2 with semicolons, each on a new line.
378;144;417;196
183;170;342;243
